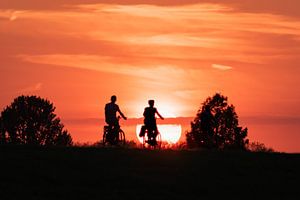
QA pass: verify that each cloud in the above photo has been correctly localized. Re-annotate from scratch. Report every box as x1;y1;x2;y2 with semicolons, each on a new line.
0;10;23;21
17;54;215;93
2;3;300;67
18;83;43;93
1;0;300;19
9;11;22;21
90;3;231;18
212;64;233;70
17;54;190;84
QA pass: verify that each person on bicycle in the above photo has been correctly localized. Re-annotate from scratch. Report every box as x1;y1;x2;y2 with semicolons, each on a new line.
140;100;164;144
105;95;127;135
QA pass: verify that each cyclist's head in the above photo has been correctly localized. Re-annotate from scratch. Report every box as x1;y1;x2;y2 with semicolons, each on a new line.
111;95;117;103
148;100;155;107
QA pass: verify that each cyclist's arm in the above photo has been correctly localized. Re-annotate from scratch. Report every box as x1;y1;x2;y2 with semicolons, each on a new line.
156;110;164;120
118;107;127;120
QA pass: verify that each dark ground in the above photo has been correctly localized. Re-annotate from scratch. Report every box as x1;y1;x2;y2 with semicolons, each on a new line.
0;145;299;199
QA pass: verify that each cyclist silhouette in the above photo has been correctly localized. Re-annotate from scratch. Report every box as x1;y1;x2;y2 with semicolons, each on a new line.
140;100;164;145
105;95;127;139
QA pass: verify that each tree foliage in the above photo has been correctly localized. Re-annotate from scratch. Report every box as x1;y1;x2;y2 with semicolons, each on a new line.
0;95;72;146
186;93;248;150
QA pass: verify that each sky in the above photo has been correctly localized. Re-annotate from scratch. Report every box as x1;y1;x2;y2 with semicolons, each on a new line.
1;0;300;152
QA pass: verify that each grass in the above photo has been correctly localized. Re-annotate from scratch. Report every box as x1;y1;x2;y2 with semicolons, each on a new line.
0;145;299;199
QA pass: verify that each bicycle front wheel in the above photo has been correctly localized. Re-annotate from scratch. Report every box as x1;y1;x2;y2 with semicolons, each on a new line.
156;132;162;149
103;129;108;146
118;129;126;146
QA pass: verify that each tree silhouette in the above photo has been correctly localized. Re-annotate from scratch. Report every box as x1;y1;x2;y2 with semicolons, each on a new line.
186;93;248;150
0;95;72;146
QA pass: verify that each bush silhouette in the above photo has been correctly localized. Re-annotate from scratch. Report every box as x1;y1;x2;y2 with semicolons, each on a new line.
247;142;274;153
0;95;72;146
186;93;248;150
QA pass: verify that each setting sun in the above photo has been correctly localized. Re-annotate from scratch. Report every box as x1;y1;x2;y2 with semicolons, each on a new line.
136;124;182;144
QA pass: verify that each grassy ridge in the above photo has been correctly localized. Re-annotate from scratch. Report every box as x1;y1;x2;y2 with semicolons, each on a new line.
0;146;299;199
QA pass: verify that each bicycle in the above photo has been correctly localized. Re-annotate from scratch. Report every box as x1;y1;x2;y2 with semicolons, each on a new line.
103;117;126;146
139;125;162;149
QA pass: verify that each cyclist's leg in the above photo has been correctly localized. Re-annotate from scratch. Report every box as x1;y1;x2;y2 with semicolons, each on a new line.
151;123;159;145
143;124;150;144
150;122;158;137
112;120;120;143
147;125;156;145
108;123;114;143
104;123;112;143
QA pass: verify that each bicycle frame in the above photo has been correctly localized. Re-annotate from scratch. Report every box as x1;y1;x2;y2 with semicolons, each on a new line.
103;116;125;146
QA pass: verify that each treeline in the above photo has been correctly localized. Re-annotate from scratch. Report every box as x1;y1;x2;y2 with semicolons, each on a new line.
0;94;272;152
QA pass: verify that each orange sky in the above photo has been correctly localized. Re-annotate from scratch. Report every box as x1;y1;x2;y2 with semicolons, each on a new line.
1;0;300;152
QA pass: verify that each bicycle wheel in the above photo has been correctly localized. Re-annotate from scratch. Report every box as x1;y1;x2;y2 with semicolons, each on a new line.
143;130;161;149
103;127;108;146
155;132;162;149
142;133;147;148
118;129;126;146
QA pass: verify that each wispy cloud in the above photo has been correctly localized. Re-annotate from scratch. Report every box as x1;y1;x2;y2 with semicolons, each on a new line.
1;0;300;19
17;53;216;95
18;83;43;93
2;3;298;67
212;64;233;70
18;54;190;83
81;3;232;18
9;12;18;21
0;10;24;21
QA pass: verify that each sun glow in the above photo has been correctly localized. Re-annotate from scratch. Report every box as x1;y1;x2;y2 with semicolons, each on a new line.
131;100;181;118
156;106;177;118
136;124;182;144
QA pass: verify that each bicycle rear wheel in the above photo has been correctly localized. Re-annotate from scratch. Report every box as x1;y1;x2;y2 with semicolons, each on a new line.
143;130;161;149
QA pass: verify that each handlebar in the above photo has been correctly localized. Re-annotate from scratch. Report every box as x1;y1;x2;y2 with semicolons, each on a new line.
117;115;128;121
